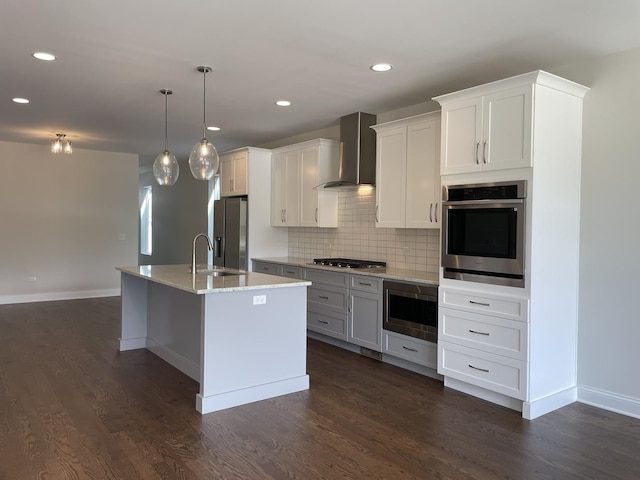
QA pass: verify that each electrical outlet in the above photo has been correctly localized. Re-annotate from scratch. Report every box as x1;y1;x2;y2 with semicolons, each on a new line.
253;295;267;305
118;233;126;241
27;276;36;282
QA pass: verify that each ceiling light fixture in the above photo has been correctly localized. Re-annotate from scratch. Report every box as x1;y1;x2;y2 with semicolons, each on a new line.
12;97;29;104
188;66;219;181
51;133;72;154
275;100;291;107
370;63;393;72
207;126;220;131
33;52;56;61
153;89;179;186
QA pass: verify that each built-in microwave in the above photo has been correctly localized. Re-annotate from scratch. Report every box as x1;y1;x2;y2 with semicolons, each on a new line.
441;180;526;287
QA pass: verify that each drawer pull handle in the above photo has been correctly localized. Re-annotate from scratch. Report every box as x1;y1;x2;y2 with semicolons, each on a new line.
318;295;329;300
469;329;490;336
285;270;295;274
469;300;491;307
402;346;418;353
318;320;329;325
358;282;372;287
469;364;489;373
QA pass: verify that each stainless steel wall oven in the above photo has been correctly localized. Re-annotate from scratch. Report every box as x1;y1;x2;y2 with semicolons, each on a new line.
442;180;526;287
383;280;438;343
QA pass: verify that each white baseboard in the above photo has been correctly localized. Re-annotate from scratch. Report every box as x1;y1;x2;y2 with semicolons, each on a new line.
523;386;577;420
578;385;640;420
0;288;120;305
196;375;310;414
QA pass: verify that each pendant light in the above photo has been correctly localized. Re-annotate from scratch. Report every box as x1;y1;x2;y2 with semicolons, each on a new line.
188;66;219;180
153;89;179;186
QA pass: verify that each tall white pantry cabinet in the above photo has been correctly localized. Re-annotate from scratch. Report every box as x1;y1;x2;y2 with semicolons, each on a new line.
434;71;589;419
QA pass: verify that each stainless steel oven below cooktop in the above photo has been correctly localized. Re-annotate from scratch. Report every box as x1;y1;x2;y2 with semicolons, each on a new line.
312;258;387;269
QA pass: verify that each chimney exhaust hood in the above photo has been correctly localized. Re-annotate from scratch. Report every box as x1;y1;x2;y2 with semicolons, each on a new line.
323;112;377;188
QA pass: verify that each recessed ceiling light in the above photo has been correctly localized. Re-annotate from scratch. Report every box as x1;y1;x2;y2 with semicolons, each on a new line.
275;100;291;107
370;63;393;72
12;97;30;104
32;52;57;61
206;126;220;131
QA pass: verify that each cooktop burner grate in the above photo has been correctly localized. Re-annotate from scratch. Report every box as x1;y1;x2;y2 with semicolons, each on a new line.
312;258;387;269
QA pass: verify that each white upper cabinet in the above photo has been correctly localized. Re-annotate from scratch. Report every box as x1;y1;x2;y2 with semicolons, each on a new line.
271;139;339;228
219;150;248;196
436;83;532;175
372;112;441;229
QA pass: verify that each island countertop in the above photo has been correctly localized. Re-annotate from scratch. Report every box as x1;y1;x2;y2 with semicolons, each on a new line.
117;264;311;294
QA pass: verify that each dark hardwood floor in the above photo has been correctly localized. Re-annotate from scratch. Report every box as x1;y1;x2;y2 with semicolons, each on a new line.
0;297;638;479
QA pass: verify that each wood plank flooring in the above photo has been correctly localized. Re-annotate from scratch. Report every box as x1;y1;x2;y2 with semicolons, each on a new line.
0;297;638;479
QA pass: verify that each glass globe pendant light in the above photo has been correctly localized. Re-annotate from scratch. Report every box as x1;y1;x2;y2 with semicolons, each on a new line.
153;89;179;186
188;66;219;180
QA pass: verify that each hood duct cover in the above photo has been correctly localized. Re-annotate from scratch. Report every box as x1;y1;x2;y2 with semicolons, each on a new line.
324;112;377;188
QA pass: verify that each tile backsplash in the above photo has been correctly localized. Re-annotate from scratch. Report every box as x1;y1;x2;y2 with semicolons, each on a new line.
287;187;440;273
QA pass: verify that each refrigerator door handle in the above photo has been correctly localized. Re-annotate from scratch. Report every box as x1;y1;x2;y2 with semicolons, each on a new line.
214;237;222;258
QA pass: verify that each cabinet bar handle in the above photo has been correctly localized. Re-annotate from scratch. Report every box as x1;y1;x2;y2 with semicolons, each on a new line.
429;203;433;222
318;320;329;325
284;209;287;223
358;282;372;286
318;295;329;300
469;329;490;336
483;140;488;164
315;207;318;223
469;300;491;307
469;364;489;373
435;203;438;223
375;205;379;223
475;141;481;165
402;346;418;353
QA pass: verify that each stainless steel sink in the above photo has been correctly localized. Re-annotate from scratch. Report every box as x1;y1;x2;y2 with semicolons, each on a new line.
191;266;243;277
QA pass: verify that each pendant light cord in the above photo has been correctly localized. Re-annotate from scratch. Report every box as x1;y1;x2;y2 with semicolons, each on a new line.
202;69;207;139
164;92;169;151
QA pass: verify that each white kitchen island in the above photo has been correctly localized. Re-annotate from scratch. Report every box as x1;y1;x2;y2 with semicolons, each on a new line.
117;264;311;414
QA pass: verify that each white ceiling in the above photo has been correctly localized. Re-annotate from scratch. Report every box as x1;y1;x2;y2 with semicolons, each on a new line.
3;0;640;160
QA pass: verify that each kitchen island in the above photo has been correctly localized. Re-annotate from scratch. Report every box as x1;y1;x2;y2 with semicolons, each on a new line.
117;264;311;414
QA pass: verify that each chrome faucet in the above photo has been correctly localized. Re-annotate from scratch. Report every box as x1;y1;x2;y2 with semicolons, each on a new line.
191;233;214;275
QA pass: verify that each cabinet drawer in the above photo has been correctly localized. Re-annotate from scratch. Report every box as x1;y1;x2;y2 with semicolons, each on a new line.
350;275;383;294
304;268;349;288
439;307;528;361
280;265;302;279
307;285;348;314
253;262;279;275
383;331;437;368
438;341;527;400
440;288;528;322
307;309;347;341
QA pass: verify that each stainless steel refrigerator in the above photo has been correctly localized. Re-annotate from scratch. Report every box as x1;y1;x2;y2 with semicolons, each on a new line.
213;196;248;270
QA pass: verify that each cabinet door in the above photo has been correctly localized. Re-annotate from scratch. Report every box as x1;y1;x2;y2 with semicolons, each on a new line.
219;154;234;197
299;146;319;226
440;97;483;175
348;291;382;351
284;151;301;226
405;118;440;228
482;85;533;171
271;153;288;226
232;151;248;195
375;126;406;228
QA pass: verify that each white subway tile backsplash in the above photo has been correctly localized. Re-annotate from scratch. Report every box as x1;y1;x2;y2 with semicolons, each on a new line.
288;189;440;273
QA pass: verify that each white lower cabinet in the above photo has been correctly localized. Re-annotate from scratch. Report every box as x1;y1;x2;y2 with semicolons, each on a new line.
383;331;437;369
438;286;529;402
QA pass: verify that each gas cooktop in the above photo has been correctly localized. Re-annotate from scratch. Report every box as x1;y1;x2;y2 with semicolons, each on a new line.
312;258;387;269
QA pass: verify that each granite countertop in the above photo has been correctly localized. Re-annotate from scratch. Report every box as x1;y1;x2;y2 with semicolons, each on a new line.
253;257;439;285
117;264;311;295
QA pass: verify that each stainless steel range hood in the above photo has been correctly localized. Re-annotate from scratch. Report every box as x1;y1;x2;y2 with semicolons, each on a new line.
323;112;377;188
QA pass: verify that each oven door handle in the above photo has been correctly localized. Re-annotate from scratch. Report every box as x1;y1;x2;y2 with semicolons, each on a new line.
442;198;525;207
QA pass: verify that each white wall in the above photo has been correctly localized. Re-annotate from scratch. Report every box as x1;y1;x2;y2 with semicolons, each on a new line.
553;49;640;416
138;158;209;266
0;141;139;304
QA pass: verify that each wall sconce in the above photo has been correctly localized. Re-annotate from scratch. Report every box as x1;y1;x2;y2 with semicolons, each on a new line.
51;133;72;154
